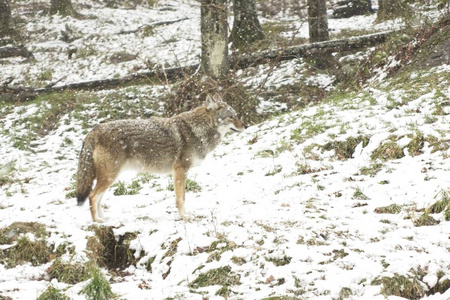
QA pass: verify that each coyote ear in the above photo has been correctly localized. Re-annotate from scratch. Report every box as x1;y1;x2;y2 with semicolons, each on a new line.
212;93;224;103
206;94;219;110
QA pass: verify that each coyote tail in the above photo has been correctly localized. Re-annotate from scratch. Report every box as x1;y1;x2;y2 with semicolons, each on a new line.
76;132;96;206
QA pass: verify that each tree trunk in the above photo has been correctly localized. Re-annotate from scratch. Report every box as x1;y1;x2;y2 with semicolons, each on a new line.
230;0;264;52
50;0;77;17
377;0;406;21
201;0;229;79
308;0;329;42
0;0;12;38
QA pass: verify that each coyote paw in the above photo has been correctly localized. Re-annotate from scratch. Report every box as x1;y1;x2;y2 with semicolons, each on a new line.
180;214;192;222
93;217;105;223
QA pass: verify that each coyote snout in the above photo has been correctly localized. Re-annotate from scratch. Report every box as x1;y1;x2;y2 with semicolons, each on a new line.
76;94;246;222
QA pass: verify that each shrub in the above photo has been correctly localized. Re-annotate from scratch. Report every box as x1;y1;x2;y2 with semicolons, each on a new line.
162;74;259;124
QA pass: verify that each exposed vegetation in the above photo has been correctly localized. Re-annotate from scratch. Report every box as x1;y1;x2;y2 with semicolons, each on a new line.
321;135;370;160
48;258;94;284
37;285;70;300
380;274;425;299
414;190;450;225
189;266;241;289
371;136;404;161
375;204;402;214
0;222;54;268
86;226;141;270
379;268;450;299
167;177;202;193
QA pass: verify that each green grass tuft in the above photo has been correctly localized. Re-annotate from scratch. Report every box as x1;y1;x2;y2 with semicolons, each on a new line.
80;268;115;300
428;190;450;214
360;163;383;177
265;255;292;267
375;204;402;214
414;190;450;225
167;178;202;193
37;285;70;300
112;180;141;196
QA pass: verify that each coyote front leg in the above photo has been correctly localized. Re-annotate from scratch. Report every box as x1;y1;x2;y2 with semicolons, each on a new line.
174;165;189;221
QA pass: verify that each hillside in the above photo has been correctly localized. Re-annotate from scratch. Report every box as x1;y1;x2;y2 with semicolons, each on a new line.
1;0;450;299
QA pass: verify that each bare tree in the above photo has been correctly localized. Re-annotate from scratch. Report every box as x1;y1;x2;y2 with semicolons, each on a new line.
0;0;12;37
230;0;264;52
377;0;407;21
50;0;78;17
307;0;329;42
201;0;229;78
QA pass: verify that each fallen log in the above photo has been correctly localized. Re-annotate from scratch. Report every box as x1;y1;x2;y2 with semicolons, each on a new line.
231;30;392;68
0;46;33;59
1;30;393;100
1;64;200;101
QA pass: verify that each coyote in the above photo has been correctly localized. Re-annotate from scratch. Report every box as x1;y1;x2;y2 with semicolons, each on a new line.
76;94;246;222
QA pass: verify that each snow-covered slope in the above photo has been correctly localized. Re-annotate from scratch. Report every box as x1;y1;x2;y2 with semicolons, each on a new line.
1;0;450;299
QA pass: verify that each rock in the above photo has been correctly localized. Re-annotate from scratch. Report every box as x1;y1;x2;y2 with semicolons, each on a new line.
333;0;373;18
109;51;137;64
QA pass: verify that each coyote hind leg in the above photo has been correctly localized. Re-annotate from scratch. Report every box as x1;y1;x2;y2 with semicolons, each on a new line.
89;159;121;222
174;165;189;221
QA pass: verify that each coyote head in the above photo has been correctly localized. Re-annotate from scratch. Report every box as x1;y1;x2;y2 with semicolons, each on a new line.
206;94;247;135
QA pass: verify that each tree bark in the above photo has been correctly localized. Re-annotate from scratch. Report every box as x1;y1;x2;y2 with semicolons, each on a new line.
50;0;78;17
201;0;229;79
0;0;12;38
308;0;329;42
230;0;264;52
377;0;407;21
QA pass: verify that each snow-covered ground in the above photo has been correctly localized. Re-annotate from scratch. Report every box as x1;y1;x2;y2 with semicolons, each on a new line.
1;1;450;299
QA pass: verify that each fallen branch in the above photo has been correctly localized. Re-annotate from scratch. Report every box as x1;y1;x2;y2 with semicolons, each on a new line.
118;18;189;34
